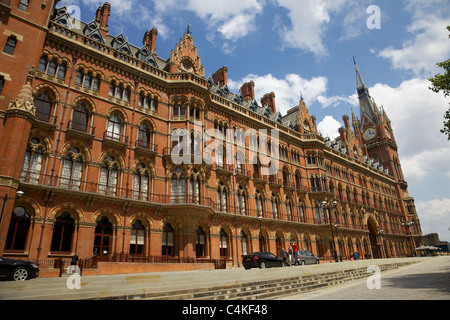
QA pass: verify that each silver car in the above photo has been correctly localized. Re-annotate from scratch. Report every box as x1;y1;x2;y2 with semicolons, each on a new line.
297;250;320;265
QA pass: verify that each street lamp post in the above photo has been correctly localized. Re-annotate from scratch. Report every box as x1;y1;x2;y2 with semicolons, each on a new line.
0;190;25;225
322;200;339;263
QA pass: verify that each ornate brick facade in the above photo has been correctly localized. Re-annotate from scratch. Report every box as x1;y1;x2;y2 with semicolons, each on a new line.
0;1;423;272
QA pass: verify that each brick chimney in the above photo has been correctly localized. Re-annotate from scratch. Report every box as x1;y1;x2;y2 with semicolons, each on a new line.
95;7;102;23
261;92;276;113
339;127;347;143
99;2;111;37
143;28;158;56
212;66;228;87
240;81;255;101
343;114;350;129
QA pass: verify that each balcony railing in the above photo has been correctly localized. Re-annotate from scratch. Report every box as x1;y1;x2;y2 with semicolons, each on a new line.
103;131;128;142
20;173;409;233
67;120;95;135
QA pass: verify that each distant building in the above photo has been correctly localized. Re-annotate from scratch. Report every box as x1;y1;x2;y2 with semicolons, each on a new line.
0;1;423;272
423;233;449;252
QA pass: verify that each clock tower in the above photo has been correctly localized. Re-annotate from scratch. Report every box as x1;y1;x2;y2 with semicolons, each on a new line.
352;60;421;238
353;59;400;180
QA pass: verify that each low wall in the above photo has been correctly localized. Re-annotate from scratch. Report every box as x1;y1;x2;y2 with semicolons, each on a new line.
39;261;216;278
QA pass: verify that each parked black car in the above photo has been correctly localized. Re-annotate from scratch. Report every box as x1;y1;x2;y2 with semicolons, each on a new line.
296;250;320;265
242;252;285;269
0;257;39;281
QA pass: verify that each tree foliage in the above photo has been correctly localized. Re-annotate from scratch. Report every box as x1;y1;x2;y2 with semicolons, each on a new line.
428;26;450;140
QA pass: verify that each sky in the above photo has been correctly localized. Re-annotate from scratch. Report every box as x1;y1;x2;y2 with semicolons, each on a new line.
62;0;450;242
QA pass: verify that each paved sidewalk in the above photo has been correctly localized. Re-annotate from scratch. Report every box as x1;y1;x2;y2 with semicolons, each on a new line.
0;257;430;300
279;255;450;300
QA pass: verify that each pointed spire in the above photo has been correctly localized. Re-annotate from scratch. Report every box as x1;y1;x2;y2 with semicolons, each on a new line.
353;56;369;97
353;57;377;127
186;23;191;35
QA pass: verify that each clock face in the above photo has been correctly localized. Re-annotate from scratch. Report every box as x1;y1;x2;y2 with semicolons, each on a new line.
363;128;376;140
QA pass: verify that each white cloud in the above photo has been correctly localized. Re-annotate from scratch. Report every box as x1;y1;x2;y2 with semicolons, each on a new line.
273;0;353;56
317;94;357;108
228;73;328;114
368;78;450;182
152;0;264;53
416;199;450;239
218;13;257;40
317;116;342;139
378;0;450;77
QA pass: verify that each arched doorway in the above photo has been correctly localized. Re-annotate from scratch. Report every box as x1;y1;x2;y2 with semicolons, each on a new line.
367;216;381;259
94;216;113;260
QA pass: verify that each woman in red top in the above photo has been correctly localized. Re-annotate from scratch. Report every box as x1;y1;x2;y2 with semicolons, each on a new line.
292;242;299;266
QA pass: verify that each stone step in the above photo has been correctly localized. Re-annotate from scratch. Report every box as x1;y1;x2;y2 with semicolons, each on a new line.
143;262;410;301
0;259;421;300
139;268;372;301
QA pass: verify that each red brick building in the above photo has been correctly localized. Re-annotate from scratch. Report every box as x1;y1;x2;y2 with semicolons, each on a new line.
0;1;423;273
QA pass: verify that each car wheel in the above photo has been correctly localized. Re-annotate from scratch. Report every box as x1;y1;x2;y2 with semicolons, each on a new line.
11;267;30;281
301;260;306;266
316;259;320;264
259;261;266;269
281;261;286;267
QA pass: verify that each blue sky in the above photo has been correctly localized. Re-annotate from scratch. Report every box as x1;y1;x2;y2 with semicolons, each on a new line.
63;0;450;241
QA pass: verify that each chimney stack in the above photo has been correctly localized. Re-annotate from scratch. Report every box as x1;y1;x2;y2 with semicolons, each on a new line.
261;92;276;113
212;66;228;87
143;28;158;55
95;7;102;23
343;114;350;129
240;81;255;101
339;127;347;143
99;2;111;35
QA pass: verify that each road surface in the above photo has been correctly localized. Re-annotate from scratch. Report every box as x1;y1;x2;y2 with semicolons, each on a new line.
279;256;450;300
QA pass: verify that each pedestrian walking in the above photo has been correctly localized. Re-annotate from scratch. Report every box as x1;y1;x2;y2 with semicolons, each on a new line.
288;245;293;266
292;242;299;266
281;248;287;266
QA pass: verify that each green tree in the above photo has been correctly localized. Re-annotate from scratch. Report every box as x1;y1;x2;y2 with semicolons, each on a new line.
428;26;450;140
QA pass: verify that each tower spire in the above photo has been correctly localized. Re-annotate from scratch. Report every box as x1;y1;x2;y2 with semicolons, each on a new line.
353;58;377;127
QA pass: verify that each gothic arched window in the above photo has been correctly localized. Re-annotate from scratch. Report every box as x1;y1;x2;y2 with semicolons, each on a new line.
50;212;75;253
219;228;228;257
162;223;174;256
133;163;150;201
72;102;90;133
34;91;54;122
99;155;119;195
60;147;84;191
5;207;31;252
21;138;45;184
171;168;185;203
236;185;247;215
106;112;122;141
189;169;201;204
217;181;227;212
130;219;146;255
195;226;206;257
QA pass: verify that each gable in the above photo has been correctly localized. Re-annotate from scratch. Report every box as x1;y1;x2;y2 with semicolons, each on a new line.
169;33;205;77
